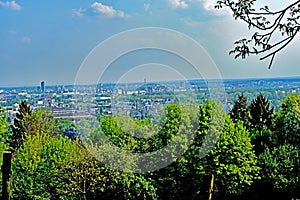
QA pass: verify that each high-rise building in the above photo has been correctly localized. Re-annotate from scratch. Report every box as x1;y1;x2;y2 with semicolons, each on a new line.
41;81;45;93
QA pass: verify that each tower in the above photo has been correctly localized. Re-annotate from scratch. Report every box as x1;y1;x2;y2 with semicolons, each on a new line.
41;81;45;93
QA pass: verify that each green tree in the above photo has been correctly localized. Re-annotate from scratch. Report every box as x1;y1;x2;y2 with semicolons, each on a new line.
216;0;300;68
60;157;157;200
12;117;157;200
10;106;60;153
258;144;300;199
58;119;78;140
0;106;10;198
147;103;198;200
250;127;276;155
0;106;10;143
11;132;82;199
246;93;275;156
96;102;199;199
275;94;300;146
155;102;182;148
9;100;32;151
147;101;225;199
229;93;250;127
249;93;274;130
198;101;259;199
9;107;74;199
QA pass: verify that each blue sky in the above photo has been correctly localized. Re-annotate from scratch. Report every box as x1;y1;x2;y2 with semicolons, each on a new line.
0;0;299;86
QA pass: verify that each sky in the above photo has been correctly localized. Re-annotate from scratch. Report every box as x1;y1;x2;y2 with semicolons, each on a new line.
0;0;299;86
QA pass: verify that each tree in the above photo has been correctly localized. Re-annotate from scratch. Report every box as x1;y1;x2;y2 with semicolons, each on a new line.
0;106;10;198
250;127;276;155
11;109;157;200
11;132;81;199
58;119;78;140
258;144;300;199
229;93;251;127
96;102;200;199
155;102;182;148
9;100;32;151
147;103;198;200
9;102;61;153
249;93;274;130
216;0;300;68
60;157;157;200
275;94;300;146
0;106;10;145
199;115;260;199
248;93;275;155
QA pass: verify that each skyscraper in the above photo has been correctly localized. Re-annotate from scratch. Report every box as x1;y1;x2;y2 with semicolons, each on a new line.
41;81;45;93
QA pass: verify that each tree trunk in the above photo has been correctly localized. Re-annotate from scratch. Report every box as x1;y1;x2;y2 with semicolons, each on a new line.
2;151;12;200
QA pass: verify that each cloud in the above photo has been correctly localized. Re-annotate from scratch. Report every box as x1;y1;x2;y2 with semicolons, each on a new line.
0;0;21;10
22;36;31;44
8;30;17;35
168;0;188;9
144;3;153;14
72;8;86;17
144;3;150;12
181;18;202;27
200;0;231;15
91;2;129;18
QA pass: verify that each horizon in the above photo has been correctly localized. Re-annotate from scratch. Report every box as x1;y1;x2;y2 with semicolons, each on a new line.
1;75;300;89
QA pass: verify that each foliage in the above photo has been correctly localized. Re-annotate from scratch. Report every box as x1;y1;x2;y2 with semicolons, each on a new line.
58;148;157;200
11;132;81;199
0;106;10;143
58;119;78;140
9;100;33;151
199;112;260;199
258;144;300;198
148;101;259;199
12;128;157;200
98;102;195;153
229;93;251;127
147;103;199;199
2;95;300;199
275;93;300;146
216;0;300;68
250;127;276;155
10;105;61;154
249;93;274;130
0;106;9;198
91;102;199;199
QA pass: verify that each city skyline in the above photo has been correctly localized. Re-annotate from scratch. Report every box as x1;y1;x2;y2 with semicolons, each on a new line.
1;0;300;86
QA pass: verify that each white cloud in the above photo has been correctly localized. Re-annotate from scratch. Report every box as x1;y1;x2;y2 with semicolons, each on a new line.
200;0;231;16
72;8;86;17
144;3;150;12
168;0;188;9
8;30;17;35
181;18;202;27
22;36;31;44
0;0;21;10
144;3;153;14
91;2;129;18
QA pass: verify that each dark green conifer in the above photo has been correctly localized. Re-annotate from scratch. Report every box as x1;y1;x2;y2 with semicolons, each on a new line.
229;93;250;127
249;93;274;130
9;100;32;151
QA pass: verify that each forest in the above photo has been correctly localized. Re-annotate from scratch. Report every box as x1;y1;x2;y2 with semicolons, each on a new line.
0;92;299;200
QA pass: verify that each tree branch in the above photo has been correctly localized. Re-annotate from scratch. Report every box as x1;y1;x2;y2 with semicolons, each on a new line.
216;0;300;68
259;32;297;61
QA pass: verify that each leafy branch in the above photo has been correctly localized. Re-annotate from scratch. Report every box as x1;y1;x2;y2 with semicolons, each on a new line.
216;0;300;68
